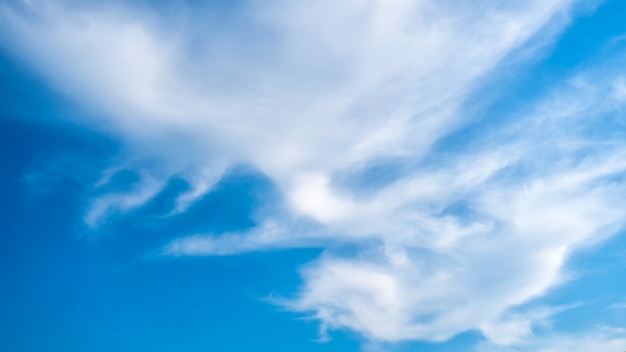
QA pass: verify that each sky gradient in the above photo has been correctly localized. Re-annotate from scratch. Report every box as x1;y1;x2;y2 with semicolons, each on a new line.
1;0;626;351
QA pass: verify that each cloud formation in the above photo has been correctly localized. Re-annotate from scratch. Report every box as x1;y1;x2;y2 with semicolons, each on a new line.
2;0;626;347
478;326;626;352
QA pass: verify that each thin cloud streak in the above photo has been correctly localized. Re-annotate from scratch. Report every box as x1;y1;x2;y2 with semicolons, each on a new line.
477;326;626;352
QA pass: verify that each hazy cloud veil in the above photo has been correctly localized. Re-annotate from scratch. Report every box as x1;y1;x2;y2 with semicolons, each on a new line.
2;0;626;349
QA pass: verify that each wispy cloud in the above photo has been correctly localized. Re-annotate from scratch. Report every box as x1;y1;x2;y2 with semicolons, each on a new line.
610;299;626;310
2;0;626;347
478;326;626;352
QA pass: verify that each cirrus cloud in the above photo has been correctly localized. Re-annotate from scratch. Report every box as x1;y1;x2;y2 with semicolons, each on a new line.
2;0;626;348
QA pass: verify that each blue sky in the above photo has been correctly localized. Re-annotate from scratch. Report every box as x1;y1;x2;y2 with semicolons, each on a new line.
1;0;626;351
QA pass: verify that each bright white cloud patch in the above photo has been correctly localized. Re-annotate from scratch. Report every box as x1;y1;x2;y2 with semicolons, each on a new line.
2;0;626;348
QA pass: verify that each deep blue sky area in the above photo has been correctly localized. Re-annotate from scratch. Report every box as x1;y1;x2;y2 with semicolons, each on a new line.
0;117;340;351
2;1;626;351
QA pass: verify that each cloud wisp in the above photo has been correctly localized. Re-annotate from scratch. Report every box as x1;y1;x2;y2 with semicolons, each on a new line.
2;0;626;348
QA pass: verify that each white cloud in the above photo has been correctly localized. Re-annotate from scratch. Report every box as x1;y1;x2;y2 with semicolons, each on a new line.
478;326;626;352
2;0;626;348
610;299;626;310
84;169;165;228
